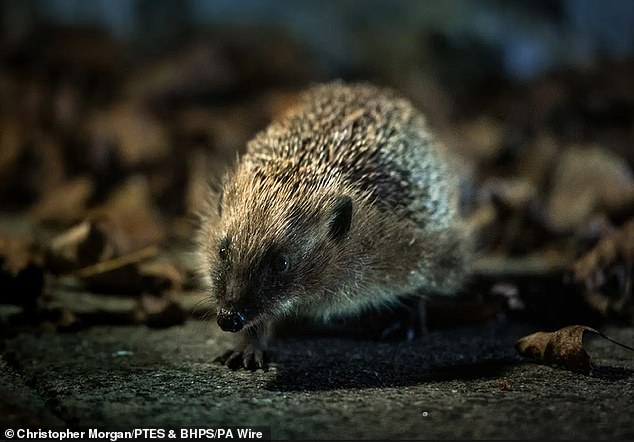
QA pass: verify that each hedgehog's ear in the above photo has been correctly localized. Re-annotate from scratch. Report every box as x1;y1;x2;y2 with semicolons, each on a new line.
328;196;352;240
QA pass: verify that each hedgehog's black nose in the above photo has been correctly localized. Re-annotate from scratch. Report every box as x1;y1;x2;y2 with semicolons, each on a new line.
217;309;245;332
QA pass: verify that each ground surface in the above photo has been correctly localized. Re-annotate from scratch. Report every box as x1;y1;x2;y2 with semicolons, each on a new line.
1;319;633;440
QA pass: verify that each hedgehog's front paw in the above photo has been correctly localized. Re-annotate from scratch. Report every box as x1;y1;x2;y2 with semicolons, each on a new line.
214;343;268;371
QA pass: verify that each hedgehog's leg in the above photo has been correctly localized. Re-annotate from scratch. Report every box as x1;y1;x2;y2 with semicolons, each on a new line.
214;325;271;371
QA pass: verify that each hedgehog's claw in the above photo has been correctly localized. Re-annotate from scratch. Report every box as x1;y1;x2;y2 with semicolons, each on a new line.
242;345;267;370
214;344;268;371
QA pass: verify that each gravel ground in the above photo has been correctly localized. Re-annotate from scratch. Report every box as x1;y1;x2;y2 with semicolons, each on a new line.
2;319;633;440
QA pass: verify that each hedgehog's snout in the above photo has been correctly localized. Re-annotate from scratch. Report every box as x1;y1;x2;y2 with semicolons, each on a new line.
217;309;246;332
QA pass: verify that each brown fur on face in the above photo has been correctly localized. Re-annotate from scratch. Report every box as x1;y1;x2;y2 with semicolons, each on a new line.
197;82;470;331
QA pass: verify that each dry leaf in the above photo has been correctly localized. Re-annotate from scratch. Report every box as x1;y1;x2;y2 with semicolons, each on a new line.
67;246;159;295
138;261;183;295
88;176;166;254
42;289;140;329
491;179;537;212
515;325;634;373
572;218;634;282
546;146;634;233
59;247;184;297
136;292;186;328
572;217;634;318
29;177;94;226
45;219;115;274
86;101;169;168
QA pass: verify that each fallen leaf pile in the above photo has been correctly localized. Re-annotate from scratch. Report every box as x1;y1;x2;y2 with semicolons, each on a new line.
0;24;633;336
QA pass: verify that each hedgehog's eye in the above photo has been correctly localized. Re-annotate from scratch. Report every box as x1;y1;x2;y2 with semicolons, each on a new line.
218;238;230;261
272;254;290;273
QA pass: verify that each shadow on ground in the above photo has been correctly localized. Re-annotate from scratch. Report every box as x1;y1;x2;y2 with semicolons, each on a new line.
265;333;521;391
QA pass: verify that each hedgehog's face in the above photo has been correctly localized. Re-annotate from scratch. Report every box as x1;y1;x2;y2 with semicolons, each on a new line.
211;235;299;332
209;193;353;333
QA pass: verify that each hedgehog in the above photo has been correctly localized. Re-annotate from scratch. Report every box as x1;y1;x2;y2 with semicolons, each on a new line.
197;82;470;370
